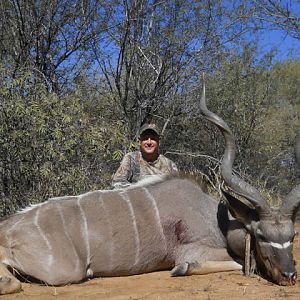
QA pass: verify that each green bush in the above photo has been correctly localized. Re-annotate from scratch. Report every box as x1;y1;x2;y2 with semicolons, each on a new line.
0;68;127;216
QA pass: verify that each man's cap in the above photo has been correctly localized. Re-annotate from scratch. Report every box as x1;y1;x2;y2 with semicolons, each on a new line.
139;123;160;137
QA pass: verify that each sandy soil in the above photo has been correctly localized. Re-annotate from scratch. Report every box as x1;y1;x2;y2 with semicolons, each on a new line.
2;228;300;300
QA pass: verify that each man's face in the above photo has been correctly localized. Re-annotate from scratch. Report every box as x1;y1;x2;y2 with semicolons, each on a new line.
140;131;160;157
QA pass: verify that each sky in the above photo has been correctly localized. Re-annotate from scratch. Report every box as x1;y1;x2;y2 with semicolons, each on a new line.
260;30;300;61
258;1;300;61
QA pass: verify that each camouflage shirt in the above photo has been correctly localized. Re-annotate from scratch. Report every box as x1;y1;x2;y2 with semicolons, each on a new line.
112;151;178;189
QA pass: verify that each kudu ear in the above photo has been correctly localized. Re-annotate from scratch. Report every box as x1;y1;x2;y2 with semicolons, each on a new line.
221;189;259;226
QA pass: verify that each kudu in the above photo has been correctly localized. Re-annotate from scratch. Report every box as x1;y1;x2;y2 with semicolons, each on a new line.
0;87;299;294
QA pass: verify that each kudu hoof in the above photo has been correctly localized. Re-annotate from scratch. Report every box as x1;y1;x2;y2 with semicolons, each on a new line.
0;276;22;295
170;262;189;276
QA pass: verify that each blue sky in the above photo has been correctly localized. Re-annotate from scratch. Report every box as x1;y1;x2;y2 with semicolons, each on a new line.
259;1;300;61
260;30;299;61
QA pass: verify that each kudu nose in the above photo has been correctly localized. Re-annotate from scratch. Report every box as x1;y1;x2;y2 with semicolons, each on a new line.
282;271;297;283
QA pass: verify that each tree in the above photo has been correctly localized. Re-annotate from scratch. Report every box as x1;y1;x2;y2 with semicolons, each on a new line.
0;0;109;93
0;66;127;216
252;0;300;40
92;0;257;141
253;60;300;195
163;44;278;193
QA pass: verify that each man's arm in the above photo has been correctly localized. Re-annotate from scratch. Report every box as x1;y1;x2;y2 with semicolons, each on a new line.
111;154;133;189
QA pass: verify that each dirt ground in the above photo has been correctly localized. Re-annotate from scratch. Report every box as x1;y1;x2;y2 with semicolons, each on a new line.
3;228;300;300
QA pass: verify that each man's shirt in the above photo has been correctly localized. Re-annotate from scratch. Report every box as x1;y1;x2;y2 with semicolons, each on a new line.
112;151;178;189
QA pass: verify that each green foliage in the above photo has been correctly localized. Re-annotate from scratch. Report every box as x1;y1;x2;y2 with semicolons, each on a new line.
163;52;300;201
268;60;300;106
253;60;300;195
164;46;270;169
0;68;127;216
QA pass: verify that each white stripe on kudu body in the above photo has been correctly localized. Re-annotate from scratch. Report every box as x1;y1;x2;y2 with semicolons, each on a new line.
120;191;140;266
142;187;167;251
34;207;53;267
55;202;81;273
77;197;91;265
99;194;115;271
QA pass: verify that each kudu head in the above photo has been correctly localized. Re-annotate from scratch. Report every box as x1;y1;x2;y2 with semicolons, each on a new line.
200;81;300;285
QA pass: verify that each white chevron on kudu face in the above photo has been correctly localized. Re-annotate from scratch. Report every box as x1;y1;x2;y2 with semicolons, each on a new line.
270;241;291;249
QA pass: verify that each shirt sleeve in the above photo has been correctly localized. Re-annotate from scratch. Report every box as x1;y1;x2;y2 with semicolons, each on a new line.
111;154;133;189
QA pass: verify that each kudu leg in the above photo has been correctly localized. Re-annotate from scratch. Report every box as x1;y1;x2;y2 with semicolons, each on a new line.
0;262;22;295
171;260;242;276
171;246;242;276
